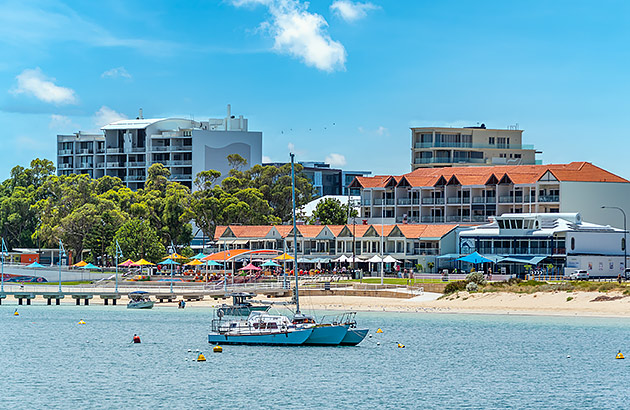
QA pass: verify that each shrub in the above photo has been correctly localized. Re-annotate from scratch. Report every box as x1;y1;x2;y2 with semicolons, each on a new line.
598;282;617;292
466;271;487;286
466;282;479;292
566;296;574;302
444;280;467;294
507;277;522;285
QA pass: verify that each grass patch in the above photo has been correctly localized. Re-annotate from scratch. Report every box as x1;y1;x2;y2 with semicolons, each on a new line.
23;281;93;286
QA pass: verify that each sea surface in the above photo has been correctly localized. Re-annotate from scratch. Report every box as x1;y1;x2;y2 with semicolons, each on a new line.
0;304;629;409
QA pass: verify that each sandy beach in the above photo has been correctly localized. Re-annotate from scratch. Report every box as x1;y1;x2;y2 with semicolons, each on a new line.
5;290;630;318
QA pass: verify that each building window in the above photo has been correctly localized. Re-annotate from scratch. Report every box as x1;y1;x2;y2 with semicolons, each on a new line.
571;237;575;251
489;137;495;145
622;238;626;252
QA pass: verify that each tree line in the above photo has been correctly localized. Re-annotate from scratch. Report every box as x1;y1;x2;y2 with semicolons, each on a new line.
0;156;314;263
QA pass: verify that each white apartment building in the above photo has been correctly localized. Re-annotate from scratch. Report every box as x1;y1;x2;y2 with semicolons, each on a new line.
411;125;539;170
350;162;630;229
57;105;262;190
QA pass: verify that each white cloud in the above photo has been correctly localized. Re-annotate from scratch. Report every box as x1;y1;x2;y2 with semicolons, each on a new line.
11;68;78;105
94;106;127;128
376;125;389;136
325;153;347;167
262;155;273;163
288;142;296;153
330;1;378;22
101;66;132;79
231;0;346;72
49;114;74;130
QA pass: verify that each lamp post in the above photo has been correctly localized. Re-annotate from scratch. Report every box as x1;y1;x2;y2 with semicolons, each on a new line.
602;206;627;276
381;198;384;285
58;240;66;293
1;238;7;293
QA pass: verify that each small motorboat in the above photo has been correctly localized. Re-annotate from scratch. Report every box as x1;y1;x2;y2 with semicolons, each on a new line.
216;292;270;316
127;291;154;309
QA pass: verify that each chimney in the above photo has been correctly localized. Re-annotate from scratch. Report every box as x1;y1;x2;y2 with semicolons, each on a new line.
139;108;144;119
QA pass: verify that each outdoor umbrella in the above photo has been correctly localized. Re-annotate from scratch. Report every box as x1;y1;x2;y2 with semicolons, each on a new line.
383;255;400;264
132;259;154;266
26;262;44;268
261;260;281;267
456;252;493;264
159;258;180;292
332;255;348;263
118;259;134;267
240;262;262;271
81;263;98;269
205;260;223;266
273;253;294;261
191;252;207;260
367;255;384;263
185;259;203;266
167;252;184;260
73;260;87;267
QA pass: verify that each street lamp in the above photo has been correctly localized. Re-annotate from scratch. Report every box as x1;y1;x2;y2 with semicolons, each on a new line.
602;206;627;276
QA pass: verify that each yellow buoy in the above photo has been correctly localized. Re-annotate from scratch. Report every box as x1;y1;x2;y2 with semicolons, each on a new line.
197;353;206;361
78;320;86;325
213;345;223;353
398;343;405;348
14;310;19;316
616;351;625;360
376;328;383;334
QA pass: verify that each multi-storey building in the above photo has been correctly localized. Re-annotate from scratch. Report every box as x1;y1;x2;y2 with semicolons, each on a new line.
264;161;371;197
350;162;630;229
57;105;262;190
411;125;540;170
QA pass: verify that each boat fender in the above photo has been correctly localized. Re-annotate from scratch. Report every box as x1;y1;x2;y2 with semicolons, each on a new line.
133;334;141;344
376;328;383;334
197;353;206;361
616;351;625;360
213;345;223;353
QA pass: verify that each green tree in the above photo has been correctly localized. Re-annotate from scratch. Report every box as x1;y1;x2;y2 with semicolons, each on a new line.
109;219;165;262
311;198;346;225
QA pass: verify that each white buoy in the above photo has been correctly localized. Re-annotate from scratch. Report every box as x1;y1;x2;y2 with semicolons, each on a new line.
567;355;571;358
187;349;191;352
376;342;380;346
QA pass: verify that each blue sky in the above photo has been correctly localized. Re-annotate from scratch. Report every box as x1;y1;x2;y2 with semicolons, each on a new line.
1;0;629;179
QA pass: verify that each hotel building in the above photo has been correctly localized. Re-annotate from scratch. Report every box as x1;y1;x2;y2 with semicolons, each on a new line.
350;162;630;230
411;125;539;170
57;105;262;190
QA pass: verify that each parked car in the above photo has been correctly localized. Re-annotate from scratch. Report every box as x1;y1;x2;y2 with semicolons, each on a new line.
568;270;589;280
624;268;630;280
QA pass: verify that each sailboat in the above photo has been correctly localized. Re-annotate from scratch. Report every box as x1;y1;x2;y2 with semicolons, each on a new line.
207;153;367;346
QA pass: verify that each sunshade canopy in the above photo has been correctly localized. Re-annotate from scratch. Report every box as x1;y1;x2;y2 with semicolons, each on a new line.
332;255;348;262
273;253;294;261
367;255;384;263
185;259;203;266
73;260;87;267
382;255;400;264
240;262;262;271
261;260;281;267
457;252;493;264
118;259;134;266
167;252;184;259
191;252;207;260
132;259;154;266
81;263;98;269
159;258;180;265
205;260;223;266
26;262;44;268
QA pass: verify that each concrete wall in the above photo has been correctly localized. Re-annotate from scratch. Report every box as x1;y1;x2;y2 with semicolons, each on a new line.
560;181;630;228
565;255;625;277
566;231;624;256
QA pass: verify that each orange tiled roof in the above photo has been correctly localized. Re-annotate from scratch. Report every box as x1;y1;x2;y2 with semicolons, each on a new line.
274;225;293;238
396;162;628;187
296;225;325;238
395;224;457;239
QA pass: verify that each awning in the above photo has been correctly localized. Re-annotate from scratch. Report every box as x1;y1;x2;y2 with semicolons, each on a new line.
496;256;548;265
437;253;461;260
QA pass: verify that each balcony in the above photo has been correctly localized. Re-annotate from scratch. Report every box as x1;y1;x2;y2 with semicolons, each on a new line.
362;199;371;206
412;198;420;205
485;197;496;204
58;149;73;155
414;157;486;164
169;174;192;180
58;163;72;169
397;198;411;205
107;162;125;168
396;216;420;223
131;147;146;153
125;175;145;181
78;149;93;155
420;216;445;223
421;198;434;205
385;199;395;205
106;148;123;153
96;148;105;154
373;198;384;206
409;248;440;255
171;145;193;151
128;162;146;167
171;160;193;166
447;197;462;204
498;196;513;203
414;141;532;150
96;163;105;168
472;197;485;204
152;146;170;152
471;215;489;222
539;195;559;202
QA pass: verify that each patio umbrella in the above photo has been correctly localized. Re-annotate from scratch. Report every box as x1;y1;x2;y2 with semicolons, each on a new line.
261;260;281;267
167;252;184;260
26;262;44;268
159;259;180;293
185;259;203;266
191;252;207;260
383;255;400;264
456;252;492;264
332;255;348;263
240;262;262;271
367;255;384;263
205;260;223;266
81;263;98;269
73;260;87;267
273;253;294;260
118;259;134;267
132;259;154;266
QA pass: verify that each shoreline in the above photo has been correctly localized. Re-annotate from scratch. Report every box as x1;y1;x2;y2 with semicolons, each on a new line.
3;290;630;319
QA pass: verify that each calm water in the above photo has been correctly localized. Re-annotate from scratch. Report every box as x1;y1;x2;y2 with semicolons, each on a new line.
0;304;629;409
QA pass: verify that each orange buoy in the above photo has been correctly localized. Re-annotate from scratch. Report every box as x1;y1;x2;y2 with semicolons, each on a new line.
133;334;141;344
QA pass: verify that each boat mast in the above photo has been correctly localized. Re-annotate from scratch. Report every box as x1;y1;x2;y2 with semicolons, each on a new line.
291;152;299;314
